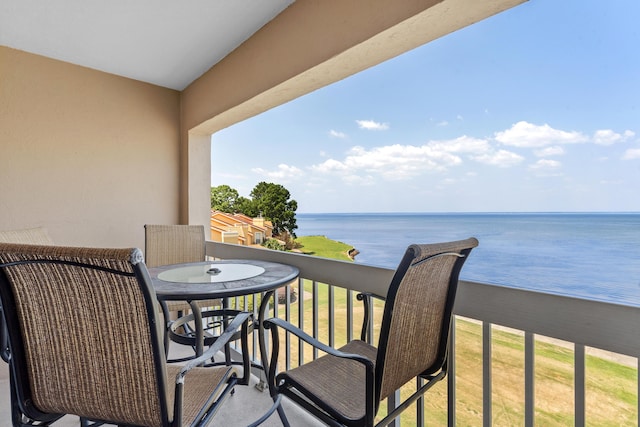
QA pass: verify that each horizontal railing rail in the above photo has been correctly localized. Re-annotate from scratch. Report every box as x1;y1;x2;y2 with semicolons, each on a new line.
206;241;640;426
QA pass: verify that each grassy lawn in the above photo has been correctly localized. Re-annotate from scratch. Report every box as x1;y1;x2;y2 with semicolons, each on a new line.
294;235;354;262
270;287;638;426
257;236;640;425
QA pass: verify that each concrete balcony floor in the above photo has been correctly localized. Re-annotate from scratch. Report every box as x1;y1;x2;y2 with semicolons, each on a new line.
0;342;323;427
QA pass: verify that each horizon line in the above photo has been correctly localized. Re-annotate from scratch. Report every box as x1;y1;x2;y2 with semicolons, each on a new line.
296;211;640;215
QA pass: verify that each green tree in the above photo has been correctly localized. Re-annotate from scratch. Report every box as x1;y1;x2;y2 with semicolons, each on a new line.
211;185;243;212
235;196;254;215
249;182;298;237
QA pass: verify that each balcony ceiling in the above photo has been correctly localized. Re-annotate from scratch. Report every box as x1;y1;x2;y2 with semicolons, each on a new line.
0;0;294;90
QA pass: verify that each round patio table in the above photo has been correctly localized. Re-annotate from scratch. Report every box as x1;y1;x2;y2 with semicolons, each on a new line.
148;259;299;387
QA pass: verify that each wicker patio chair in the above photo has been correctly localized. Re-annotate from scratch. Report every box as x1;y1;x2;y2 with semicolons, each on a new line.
0;227;54;363
144;224;252;368
0;243;251;427
261;237;478;427
144;224;208;269
144;225;221;352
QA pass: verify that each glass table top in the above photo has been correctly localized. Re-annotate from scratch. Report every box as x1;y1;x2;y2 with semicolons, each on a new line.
157;263;266;283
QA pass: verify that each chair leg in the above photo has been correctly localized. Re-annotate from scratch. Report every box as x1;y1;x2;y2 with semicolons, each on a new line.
222;298;233;366
276;401;291;427
247;395;288;427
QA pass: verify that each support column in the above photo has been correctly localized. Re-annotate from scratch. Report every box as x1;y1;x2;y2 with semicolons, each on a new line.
184;132;211;229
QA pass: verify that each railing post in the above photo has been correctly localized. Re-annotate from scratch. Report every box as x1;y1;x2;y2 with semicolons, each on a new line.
387;390;400;427
483;322;492;427
284;283;291;370
298;278;305;367
328;284;335;347
524;331;535;427
312;280;319;360
448;317;456;427
575;344;586;427
347;289;354;342
417;376;425;427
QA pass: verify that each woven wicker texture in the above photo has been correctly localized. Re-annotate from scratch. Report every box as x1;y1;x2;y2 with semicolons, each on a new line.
144;224;219;311
378;240;472;399
165;365;235;426
283;340;377;421
144;224;206;268
273;238;477;426
0;227;54;245
0;244;165;426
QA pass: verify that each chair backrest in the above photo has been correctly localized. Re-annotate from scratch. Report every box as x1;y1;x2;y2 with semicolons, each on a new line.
144;224;206;268
0;227;54;363
0;226;54;245
0;243;170;427
375;237;478;404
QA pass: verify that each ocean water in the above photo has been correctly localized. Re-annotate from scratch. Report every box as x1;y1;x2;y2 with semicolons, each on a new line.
295;213;640;306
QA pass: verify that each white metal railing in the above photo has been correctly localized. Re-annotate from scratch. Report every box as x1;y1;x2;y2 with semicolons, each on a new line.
207;241;640;426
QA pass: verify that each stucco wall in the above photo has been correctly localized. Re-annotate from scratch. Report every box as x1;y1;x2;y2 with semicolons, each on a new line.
0;0;525;247
0;46;180;249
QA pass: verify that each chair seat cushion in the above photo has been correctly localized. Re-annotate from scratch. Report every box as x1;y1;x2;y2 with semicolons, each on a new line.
277;340;377;422
166;364;236;426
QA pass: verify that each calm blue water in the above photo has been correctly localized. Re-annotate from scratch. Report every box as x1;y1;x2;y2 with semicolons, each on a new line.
295;213;640;306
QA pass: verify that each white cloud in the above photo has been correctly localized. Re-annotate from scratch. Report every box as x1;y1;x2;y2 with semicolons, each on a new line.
310;142;464;182
529;159;562;170
495;121;588;147
329;129;347;139
472;150;524;167
428;135;491;154
437;120;449;127
622;148;640;160
311;158;349;173
593;129;635;145
251;164;304;180
356;119;389;131
457;115;464;121
348;144;462;179
534;146;565;157
310;135;510;183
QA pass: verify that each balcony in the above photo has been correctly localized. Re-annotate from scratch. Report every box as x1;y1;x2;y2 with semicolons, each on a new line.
2;241;638;426
4;1;635;425
208;241;639;426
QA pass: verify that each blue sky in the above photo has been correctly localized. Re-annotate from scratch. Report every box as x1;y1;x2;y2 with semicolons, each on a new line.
211;0;640;213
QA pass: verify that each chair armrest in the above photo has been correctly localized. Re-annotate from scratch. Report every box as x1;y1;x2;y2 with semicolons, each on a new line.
356;292;385;302
264;317;374;367
264;317;375;403
356;292;385;342
176;311;252;380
